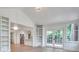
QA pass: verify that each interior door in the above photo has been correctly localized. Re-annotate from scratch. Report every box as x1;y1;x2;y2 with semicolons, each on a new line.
20;34;24;44
10;32;14;44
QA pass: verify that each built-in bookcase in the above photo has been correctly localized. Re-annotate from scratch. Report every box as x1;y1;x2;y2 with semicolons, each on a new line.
0;16;10;52
36;25;43;46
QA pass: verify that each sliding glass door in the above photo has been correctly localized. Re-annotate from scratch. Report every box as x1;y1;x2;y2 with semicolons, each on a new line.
53;30;63;45
46;23;79;49
47;31;53;44
46;29;63;48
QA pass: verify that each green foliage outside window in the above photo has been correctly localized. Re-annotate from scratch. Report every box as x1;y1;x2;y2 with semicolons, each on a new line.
47;24;72;44
47;30;63;44
66;24;71;41
47;31;53;43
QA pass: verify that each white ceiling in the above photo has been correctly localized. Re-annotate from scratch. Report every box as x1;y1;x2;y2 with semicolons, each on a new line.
21;7;79;25
11;22;33;31
1;7;79;25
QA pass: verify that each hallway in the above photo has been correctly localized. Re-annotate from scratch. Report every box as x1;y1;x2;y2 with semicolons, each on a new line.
11;44;71;52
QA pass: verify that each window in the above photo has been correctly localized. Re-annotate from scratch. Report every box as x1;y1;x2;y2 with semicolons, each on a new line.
66;24;79;41
47;30;63;44
74;24;79;41
66;24;72;41
47;31;53;44
53;30;63;44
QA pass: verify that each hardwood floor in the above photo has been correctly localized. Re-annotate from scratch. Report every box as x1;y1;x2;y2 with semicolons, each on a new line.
11;44;70;52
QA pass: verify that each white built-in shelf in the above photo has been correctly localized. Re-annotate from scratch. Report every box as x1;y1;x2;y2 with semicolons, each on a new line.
0;16;10;52
36;25;43;44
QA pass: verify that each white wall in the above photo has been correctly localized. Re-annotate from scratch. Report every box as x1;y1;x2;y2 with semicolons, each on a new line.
13;29;33;46
32;26;39;47
44;20;79;51
0;8;35;27
42;26;47;47
0;8;37;47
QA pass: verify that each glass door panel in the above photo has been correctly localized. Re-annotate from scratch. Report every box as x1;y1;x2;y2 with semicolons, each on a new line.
46;29;63;48
47;31;53;44
66;24;72;41
54;30;63;44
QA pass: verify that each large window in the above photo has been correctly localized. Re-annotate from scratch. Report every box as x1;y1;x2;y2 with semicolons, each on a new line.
47;31;53;44
53;30;63;44
66;24;72;41
47;30;63;44
74;24;79;41
66;24;79;41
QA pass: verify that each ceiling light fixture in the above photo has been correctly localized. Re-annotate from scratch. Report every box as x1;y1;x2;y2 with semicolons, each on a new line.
35;7;41;12
13;25;18;30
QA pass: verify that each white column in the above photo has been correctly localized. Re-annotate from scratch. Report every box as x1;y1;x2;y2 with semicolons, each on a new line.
63;25;67;49
13;31;17;44
32;26;37;47
71;24;74;41
42;26;47;47
16;31;20;44
63;25;67;42
13;30;20;44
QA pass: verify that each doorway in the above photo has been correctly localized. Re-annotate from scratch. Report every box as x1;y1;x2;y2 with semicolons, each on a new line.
46;29;64;48
20;34;24;44
10;32;14;44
